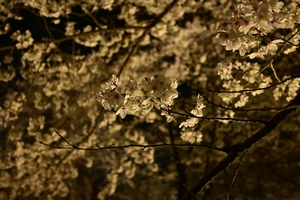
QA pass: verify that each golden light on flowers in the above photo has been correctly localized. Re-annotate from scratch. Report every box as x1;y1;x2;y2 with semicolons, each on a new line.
1;0;300;199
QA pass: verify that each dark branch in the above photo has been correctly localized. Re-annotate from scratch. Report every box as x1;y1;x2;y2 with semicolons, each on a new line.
117;0;180;77
0;26;146;52
226;151;246;200
208;75;300;94
157;132;167;144
54;130;78;148
160;108;268;124
40;130;229;153
181;91;300;200
54;108;105;169
202;94;299;112
40;140;228;153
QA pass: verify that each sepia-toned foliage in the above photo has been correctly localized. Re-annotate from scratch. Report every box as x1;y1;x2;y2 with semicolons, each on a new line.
0;0;300;199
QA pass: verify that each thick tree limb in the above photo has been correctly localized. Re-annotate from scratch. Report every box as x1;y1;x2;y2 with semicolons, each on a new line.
181;91;300;200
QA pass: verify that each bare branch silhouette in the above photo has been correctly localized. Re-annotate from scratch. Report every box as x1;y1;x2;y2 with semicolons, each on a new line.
181;91;300;200
54;108;105;169
40;129;230;154
226;151;247;200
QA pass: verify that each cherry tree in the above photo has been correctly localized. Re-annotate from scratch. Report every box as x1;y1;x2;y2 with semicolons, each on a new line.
0;0;300;199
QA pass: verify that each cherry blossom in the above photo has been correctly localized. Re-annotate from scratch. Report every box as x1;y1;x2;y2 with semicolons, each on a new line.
98;75;178;120
1;0;300;199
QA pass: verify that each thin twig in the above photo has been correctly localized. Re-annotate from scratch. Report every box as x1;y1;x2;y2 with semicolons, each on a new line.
273;29;300;61
208;75;300;94
157;132;167;144
40;130;228;153
270;63;281;82
54;130;77;148
226;151;246;200
160;108;268;124
54;108;105;169
0;26;146;52
181;91;300;200
202;94;299;112
41;16;55;41
83;7;103;28
258;29;300;75
183;184;197;200
275;37;300;47
41;140;228;153
117;0;180;77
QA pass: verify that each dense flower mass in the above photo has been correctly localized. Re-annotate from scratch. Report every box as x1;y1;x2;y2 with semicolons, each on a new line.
217;61;273;107
98;74;179;120
1;0;300;199
217;0;300;58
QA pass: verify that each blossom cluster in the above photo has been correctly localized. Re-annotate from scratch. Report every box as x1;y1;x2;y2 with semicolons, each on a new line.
98;75;179;120
217;61;272;107
11;30;34;49
274;76;300;101
179;94;206;128
2;0;300;198
217;0;299;58
180;130;203;144
177;94;205;143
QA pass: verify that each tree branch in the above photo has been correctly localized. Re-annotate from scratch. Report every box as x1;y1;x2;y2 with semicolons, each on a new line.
40;129;229;153
208;75;300;94
226;151;246;200
54;107;105;169
0;26;146;52
202;94;299;112
117;0;180;77
160;108;268;124
181;91;300;200
168;123;187;199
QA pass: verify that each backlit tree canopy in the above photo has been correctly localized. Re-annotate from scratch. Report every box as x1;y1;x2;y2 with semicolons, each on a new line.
1;0;300;199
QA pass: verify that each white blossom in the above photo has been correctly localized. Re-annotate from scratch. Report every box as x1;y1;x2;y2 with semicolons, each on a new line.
180;131;203;144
